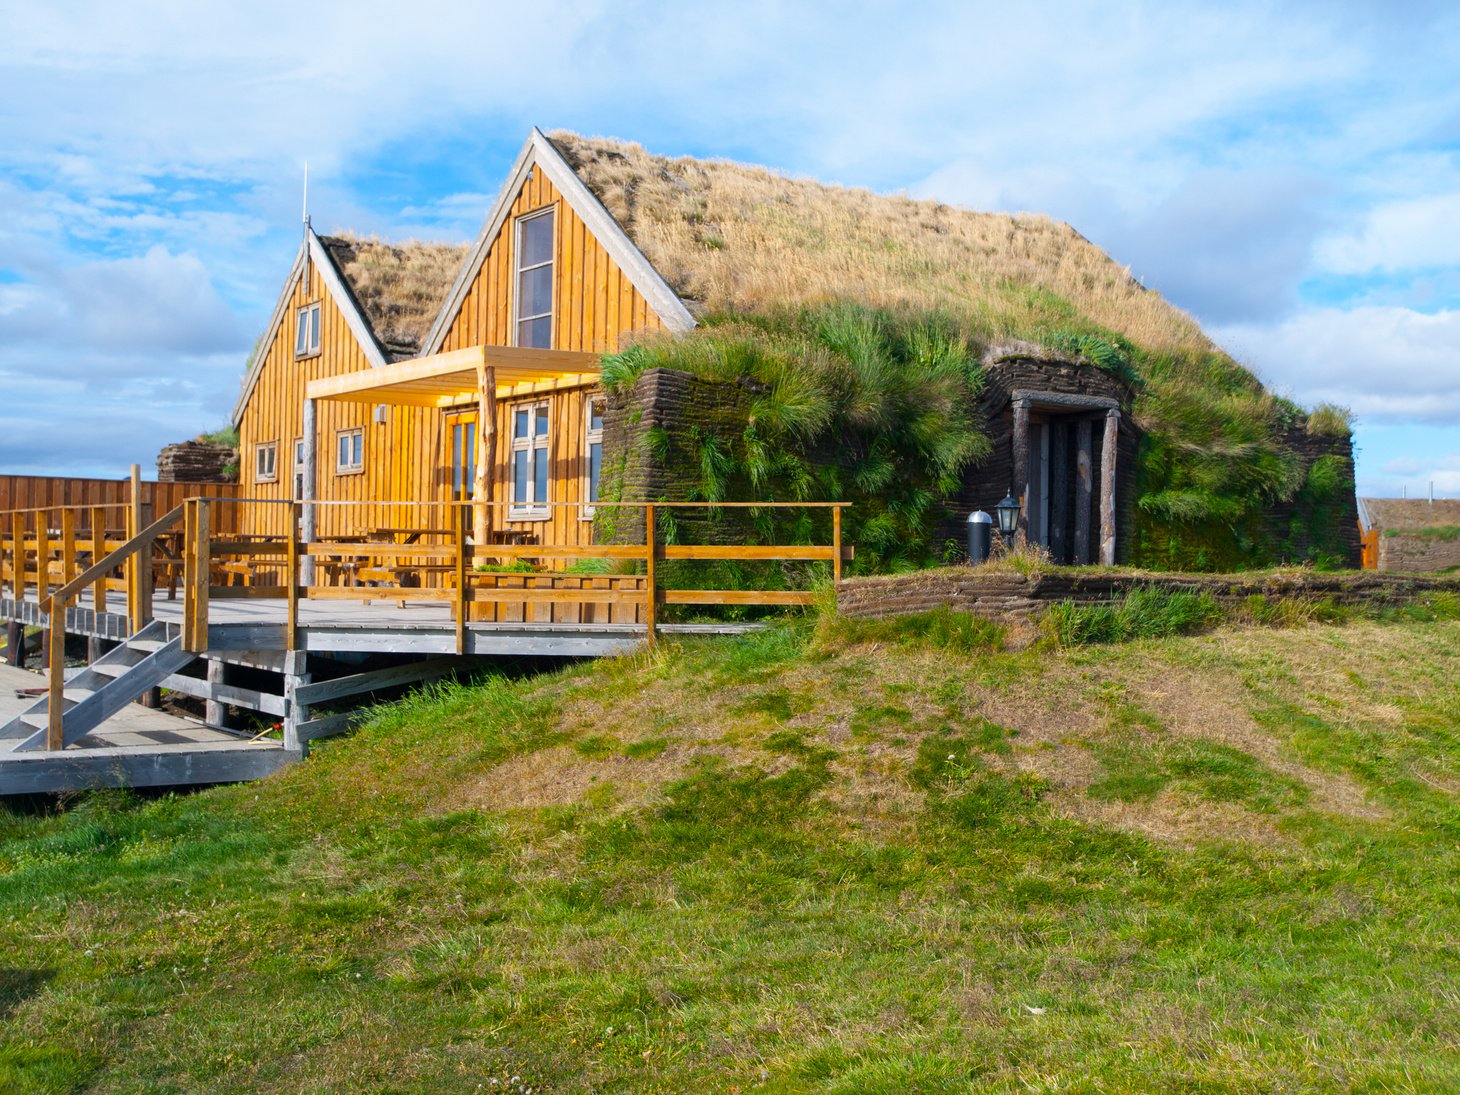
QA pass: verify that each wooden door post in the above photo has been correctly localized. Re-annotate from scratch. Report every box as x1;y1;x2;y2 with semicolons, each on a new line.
832;504;843;589
1012;397;1032;543
1099;408;1120;566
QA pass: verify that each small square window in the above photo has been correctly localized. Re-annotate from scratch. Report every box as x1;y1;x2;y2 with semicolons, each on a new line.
295;302;321;357
336;428;364;474
254;441;278;483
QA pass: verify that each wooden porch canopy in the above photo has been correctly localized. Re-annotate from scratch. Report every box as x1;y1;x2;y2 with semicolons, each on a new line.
304;345;601;407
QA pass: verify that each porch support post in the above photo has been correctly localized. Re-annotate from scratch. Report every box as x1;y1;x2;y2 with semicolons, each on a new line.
1011;397;1032;543
474;352;497;547
1099;408;1120;566
300;397;318;587
1074;418;1093;565
1049;421;1070;565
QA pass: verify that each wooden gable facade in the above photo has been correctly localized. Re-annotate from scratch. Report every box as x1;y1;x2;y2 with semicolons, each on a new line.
231;129;699;553
233;232;450;538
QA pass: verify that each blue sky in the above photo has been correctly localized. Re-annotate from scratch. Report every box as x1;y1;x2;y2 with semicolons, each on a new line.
2;0;1457;498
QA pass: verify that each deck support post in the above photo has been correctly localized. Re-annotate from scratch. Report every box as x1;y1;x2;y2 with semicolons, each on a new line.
1074;418;1093;565
1099;408;1120;567
282;650;310;757
1011;397;1032;543
7;621;25;667
90;508;106;614
300;398;318;588
206;657;227;728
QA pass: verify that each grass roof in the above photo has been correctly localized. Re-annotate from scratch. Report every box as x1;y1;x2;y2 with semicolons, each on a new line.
322;234;469;360
549;131;1215;356
1362;498;1460;531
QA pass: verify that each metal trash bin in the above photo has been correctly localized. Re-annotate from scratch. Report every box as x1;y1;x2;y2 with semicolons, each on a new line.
966;510;993;564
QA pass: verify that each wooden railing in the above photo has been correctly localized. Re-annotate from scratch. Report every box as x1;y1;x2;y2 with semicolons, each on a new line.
181;499;851;654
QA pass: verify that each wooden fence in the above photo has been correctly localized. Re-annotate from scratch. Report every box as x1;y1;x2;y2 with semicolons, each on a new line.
0;473;237;516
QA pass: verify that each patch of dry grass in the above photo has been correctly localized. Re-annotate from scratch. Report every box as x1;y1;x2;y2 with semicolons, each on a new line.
322;234;469;358
551;131;1215;355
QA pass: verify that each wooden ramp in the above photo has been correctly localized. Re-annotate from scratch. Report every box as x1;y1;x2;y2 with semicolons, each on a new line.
0;662;290;795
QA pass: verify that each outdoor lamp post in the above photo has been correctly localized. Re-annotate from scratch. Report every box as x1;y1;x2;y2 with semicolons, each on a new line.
993;493;1021;547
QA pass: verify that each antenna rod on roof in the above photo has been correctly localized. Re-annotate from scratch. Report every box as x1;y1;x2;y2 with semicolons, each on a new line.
302;161;310;234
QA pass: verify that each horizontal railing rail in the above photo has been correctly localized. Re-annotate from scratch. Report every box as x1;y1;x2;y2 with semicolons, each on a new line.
179;497;851;654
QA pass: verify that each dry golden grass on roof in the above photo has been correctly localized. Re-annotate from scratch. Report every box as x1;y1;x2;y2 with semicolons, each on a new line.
322;234;469;359
550;131;1215;355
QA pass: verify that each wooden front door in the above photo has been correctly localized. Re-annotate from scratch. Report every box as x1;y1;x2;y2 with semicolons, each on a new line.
445;411;477;502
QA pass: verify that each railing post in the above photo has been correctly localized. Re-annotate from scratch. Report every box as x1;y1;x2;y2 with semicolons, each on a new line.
286;501;301;652
91;507;106;614
455;503;468;655
46;595;65;750
644;503;657;646
36;514;50;612
832;505;843;590
61;509;76;587
12;513;26;606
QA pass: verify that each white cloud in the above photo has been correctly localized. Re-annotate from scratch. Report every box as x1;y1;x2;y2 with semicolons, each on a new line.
1212;306;1460;425
1316;192;1460;275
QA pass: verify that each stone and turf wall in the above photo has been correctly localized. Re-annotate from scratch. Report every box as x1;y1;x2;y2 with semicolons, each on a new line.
836;567;1459;624
1379;531;1460;573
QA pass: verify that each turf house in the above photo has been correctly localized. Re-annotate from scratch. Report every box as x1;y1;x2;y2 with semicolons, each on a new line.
232;128;1362;573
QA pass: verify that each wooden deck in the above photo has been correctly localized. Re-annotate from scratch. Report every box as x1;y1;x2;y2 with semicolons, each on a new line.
1;494;847;794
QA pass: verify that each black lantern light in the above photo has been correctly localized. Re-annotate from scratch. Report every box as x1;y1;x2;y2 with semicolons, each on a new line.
993;493;1021;542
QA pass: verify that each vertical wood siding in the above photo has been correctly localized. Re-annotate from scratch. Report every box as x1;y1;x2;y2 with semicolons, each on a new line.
437;169;665;355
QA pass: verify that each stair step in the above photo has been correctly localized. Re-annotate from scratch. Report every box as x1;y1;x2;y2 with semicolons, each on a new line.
128;640;166;653
93;663;130;678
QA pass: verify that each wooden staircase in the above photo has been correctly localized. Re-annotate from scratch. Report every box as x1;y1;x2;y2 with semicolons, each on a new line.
0;622;195;751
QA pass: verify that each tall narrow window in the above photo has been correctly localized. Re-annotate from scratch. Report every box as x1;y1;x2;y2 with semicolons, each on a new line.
295;302;321;357
582;396;604;519
336;428;364;474
515;209;554;349
293;437;305;498
510;402;550;519
255;441;278;484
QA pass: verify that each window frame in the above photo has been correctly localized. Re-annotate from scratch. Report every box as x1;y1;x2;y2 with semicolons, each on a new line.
513;207;555;350
581;395;604;520
254;440;278;484
295;301;322;358
509;400;551;521
335;427;364;475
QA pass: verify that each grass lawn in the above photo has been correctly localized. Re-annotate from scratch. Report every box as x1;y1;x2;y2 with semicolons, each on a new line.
2;608;1459;1093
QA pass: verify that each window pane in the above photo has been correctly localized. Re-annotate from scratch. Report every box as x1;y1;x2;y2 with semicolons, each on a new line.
519;265;553;318
521;212;553;267
514;409;530;438
451;425;462;494
295;316;307;355
351;432;362;466
338;435;348;467
589;442;602;503
518;316;551;349
514;450;528;504
464;423;476;483
309;306;320;351
534;406;548;437
534;449;548;504
590;402;603;431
